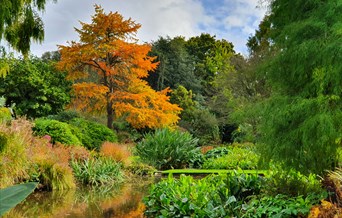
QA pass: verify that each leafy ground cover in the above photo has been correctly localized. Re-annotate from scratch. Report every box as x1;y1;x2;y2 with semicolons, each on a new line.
144;173;325;217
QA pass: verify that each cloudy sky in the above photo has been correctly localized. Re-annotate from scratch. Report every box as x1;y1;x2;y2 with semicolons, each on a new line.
28;0;268;56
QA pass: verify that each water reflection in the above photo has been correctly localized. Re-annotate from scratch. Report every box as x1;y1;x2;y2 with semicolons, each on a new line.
5;177;153;218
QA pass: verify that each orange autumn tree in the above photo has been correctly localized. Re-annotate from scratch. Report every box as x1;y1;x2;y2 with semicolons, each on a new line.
57;5;181;129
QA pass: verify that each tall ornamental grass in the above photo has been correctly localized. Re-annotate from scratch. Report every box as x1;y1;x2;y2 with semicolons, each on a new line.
71;156;123;186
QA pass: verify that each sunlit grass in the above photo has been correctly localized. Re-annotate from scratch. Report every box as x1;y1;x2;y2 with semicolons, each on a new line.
161;169;268;176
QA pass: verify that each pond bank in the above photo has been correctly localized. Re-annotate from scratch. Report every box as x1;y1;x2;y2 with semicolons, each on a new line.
4;177;154;218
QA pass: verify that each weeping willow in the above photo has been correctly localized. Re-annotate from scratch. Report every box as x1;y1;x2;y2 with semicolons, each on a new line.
0;0;57;56
257;0;342;175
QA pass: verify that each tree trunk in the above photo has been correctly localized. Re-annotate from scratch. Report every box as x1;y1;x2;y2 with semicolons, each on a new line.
106;97;114;129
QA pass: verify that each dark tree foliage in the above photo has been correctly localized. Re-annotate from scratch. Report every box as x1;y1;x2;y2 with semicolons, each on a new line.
0;56;71;118
147;36;201;93
0;0;56;55
147;34;236;98
257;0;342;174
246;15;272;56
41;50;61;62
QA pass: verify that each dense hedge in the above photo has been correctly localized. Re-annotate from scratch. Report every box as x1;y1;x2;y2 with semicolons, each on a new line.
33;119;81;146
33;117;118;150
68;118;118;150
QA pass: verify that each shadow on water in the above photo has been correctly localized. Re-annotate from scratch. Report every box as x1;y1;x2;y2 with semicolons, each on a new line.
4;177;154;218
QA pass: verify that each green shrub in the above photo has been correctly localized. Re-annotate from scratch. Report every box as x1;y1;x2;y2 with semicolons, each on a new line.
126;157;157;176
33;119;81;146
0;107;11;123
264;168;324;197
144;173;264;217
204;146;230;159
71;157;123;186
242;193;324;218
202;146;259;170
68;118;117;150
180;109;220;145
46;110;80;122
189;151;205;169
135;128;200;170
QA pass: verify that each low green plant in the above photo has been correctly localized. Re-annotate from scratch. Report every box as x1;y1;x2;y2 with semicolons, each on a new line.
242;193;325;218
71;157;123;186
204;146;230;159
126;157;157;176
144;173;264;217
0;107;11;123
135;128;201;170
0;182;38;216
264;168;324;197
188;151;205;168
180;108;221;146
68;118;118;150
33;118;81;146
203;146;259;170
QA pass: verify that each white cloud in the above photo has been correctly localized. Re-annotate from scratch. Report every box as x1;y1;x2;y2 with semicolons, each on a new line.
114;0;211;42
28;0;267;56
212;0;267;54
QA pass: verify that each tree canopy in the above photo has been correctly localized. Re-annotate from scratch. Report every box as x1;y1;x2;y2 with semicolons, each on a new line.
0;56;71;118
57;5;181;129
0;0;56;56
255;0;342;174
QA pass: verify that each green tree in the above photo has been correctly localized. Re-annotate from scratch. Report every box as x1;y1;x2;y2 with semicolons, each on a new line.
0;0;56;56
246;15;272;57
220;14;274;143
0;56;71;118
0;48;9;78
41;50;61;62
186;34;235;96
171;85;220;145
257;0;342;174
147;36;201;93
170;85;197;120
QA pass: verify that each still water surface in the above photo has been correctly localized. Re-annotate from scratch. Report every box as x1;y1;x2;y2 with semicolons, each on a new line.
5;178;153;218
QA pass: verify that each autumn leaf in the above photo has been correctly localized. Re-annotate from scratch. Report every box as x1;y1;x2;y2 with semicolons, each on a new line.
57;5;181;129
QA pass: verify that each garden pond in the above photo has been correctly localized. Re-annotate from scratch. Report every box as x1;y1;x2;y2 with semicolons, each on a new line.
4;177;154;218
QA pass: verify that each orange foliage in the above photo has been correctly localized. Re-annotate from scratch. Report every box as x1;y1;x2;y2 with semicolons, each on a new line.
122;202;145;218
57;5;181;129
308;200;342;218
200;145;214;154
67;145;90;161
100;142;131;166
100;185;146;218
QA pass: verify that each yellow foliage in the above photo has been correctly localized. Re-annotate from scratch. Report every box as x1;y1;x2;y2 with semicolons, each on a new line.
308;200;342;218
308;206;320;218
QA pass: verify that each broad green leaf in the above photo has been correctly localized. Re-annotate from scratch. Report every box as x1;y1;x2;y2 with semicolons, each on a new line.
0;182;38;216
